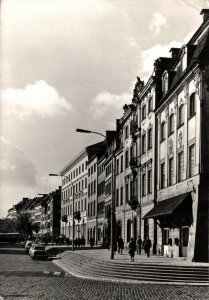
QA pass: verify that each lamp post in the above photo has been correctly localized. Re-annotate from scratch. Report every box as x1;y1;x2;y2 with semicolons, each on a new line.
76;128;116;259
49;173;75;251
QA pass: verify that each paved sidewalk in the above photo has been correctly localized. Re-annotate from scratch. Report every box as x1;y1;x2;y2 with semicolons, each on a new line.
60;247;209;267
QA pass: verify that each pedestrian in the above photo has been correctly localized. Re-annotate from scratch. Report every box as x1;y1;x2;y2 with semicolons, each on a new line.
117;236;124;255
89;237;94;248
128;238;136;262
136;235;142;255
144;236;152;257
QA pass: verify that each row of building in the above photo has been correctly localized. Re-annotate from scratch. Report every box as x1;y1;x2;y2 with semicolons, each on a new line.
7;188;61;239
8;10;209;261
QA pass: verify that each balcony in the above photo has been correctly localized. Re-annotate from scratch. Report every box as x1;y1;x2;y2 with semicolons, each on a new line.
130;121;138;134
62;215;68;222
74;211;81;221
128;196;139;210
129;158;140;168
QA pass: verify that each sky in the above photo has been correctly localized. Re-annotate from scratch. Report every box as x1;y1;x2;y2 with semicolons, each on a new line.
0;0;208;217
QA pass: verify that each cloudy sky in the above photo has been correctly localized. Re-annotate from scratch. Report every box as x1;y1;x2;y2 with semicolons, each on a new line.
0;0;207;217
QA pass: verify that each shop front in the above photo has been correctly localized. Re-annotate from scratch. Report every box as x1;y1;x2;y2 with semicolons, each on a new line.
143;192;193;258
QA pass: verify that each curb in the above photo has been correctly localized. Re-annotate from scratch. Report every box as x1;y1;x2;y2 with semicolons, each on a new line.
53;259;209;286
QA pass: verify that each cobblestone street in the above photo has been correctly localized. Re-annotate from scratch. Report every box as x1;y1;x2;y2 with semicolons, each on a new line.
1;276;209;300
0;252;208;300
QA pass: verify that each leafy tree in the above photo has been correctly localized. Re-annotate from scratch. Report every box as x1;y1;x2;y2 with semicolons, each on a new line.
32;222;40;234
16;212;33;237
0;218;17;233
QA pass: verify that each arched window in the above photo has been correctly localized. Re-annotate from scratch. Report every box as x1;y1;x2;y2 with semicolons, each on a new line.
189;93;196;118
169;114;174;135
178;104;184;126
161;122;166;142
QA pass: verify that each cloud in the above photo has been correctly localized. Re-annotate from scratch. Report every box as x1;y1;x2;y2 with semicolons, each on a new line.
126;36;139;47
0;136;37;186
1;80;71;118
91;91;131;120
139;40;182;81
149;13;167;37
0;159;16;171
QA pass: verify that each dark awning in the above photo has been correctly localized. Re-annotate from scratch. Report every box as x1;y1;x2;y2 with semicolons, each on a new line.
143;192;191;219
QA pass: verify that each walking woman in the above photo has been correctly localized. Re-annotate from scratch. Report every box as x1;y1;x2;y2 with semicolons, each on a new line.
128;238;136;262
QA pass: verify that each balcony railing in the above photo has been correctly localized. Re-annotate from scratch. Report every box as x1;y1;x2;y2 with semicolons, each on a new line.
128;196;139;210
62;215;68;222
129;158;140;168
130;121;138;134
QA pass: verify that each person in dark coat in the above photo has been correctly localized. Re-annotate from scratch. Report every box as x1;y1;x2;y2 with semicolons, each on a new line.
89;237;94;248
128;238;136;262
117;236;124;255
144;237;152;257
136;236;142;255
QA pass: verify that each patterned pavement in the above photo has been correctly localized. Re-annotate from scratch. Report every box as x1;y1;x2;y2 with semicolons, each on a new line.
0;252;208;299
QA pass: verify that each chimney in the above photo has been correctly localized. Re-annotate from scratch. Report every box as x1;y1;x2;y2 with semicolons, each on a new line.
170;48;180;59
200;9;209;22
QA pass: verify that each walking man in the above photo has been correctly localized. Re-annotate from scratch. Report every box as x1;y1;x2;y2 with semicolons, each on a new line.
144;236;152;257
117;236;124;255
128;238;136;262
136;236;142;255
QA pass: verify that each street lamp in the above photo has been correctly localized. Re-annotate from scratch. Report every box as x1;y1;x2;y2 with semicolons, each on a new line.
76;128;106;139
76;128;116;259
49;173;75;251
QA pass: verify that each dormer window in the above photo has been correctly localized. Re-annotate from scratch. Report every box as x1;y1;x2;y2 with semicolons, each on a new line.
142;105;146;120
162;72;169;94
148;96;153;113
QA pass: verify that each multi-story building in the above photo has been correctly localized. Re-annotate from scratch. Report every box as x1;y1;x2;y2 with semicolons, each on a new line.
143;9;209;262
97;154;106;245
60;142;105;242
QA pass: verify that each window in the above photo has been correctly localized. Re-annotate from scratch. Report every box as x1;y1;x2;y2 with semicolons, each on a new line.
82;163;84;172
168;157;174;186
178;151;184;182
142;173;146;196
130;146;134;160
116;189;119;207
189;93;196;118
148;96;153;113
142;105;146;120
120;186;123;205
169;114;174;135
147;169;152;194
130;180;134;197
161;162;165;189
189;144;195;177
147;128;152;150
162;73;168;94
125;182;129;202
79;166;81;174
161;122;166;142
125;150;129;168
116;159;119;175
94;163;96;173
121;155;123;172
93;180;96;193
142;134;146;154
125;126;129;139
85;178;87;188
178;104;184;127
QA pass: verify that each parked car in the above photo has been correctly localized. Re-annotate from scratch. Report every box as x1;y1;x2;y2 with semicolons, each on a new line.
29;244;48;259
25;240;33;253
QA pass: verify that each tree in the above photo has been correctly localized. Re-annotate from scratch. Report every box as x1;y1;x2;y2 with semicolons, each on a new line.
32;223;40;234
0;218;17;233
16;212;33;238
